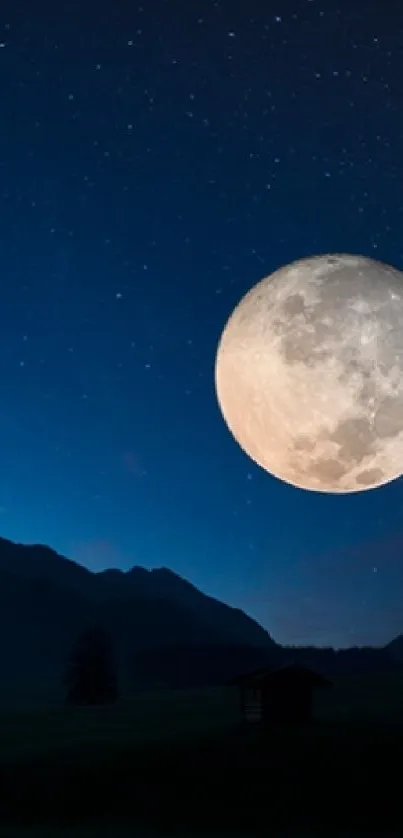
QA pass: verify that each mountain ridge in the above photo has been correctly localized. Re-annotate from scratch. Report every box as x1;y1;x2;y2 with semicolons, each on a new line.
0;534;400;695
0;535;273;657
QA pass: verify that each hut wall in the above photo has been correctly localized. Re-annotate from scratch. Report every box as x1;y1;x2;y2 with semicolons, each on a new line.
262;685;313;723
241;687;262;722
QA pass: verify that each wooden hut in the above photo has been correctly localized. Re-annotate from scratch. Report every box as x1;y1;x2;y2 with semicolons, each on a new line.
231;662;332;725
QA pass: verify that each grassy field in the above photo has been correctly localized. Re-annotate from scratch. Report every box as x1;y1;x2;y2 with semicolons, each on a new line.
0;673;403;835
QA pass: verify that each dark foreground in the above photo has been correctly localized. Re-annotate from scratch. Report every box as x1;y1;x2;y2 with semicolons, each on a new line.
0;720;402;834
0;680;402;835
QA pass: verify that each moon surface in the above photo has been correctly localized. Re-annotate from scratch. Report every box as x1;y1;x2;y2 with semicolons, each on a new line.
215;253;403;493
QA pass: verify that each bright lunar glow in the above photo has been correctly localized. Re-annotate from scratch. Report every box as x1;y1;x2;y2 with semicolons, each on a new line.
215;253;403;493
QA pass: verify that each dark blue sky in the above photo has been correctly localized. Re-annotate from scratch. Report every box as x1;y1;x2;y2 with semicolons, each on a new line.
1;0;403;648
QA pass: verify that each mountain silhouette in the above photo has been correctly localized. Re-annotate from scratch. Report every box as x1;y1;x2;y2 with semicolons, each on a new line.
0;535;400;697
0;537;272;647
0;535;273;693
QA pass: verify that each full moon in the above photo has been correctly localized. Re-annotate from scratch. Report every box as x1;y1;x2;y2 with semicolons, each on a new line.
215;253;403;493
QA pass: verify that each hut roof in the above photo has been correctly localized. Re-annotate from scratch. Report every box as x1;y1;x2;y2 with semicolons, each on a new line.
230;662;332;689
227;663;274;686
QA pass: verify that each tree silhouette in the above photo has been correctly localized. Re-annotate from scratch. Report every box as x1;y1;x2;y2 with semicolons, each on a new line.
64;624;118;705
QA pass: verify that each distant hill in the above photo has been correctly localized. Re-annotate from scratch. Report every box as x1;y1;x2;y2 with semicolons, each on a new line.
131;641;402;689
384;634;403;662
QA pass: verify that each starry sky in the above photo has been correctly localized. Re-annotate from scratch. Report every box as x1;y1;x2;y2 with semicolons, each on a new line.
1;0;403;649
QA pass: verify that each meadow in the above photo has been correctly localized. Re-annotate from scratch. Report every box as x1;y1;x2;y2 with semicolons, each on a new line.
0;672;403;835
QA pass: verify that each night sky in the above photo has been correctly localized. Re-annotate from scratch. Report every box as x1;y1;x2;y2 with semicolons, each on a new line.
1;0;403;649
